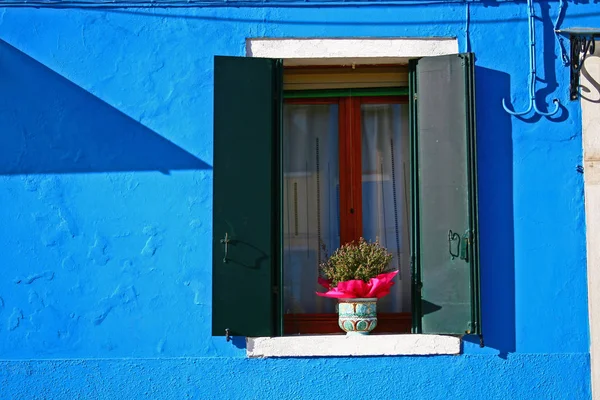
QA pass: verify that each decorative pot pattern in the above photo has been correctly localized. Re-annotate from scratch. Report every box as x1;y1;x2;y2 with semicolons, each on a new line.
338;298;377;335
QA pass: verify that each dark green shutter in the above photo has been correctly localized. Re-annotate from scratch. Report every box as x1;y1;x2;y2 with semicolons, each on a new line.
212;56;283;337
410;53;481;335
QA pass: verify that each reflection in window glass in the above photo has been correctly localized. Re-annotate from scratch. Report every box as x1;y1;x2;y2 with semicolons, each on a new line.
361;103;411;313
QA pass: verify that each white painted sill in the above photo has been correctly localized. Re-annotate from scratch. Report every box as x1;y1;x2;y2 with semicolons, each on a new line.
246;334;461;358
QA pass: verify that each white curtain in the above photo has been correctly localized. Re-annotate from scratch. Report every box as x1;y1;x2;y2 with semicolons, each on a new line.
282;102;411;315
361;104;411;312
283;104;339;314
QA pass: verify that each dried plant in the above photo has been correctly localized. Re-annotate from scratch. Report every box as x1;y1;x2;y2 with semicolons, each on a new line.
319;238;393;287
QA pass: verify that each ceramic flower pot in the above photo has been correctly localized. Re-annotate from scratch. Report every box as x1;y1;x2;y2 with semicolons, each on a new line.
337;298;377;335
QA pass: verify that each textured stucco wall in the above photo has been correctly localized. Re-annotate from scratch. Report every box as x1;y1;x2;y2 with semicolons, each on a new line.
0;2;595;398
0;355;591;399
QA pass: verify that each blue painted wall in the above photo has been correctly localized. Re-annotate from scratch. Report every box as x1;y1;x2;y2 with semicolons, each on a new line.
0;1;595;398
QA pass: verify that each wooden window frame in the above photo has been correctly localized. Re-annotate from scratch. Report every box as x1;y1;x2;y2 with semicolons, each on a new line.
283;94;411;335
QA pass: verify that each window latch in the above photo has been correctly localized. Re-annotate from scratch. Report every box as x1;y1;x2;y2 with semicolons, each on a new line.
220;232;230;263
448;230;460;259
448;229;471;262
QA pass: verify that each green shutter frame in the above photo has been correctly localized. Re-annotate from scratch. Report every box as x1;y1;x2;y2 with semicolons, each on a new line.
410;53;481;336
408;59;421;334
212;56;283;337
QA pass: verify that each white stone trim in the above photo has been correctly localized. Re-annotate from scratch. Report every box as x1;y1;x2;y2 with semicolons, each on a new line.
246;38;459;66
245;37;462;360
582;49;600;400
246;334;461;358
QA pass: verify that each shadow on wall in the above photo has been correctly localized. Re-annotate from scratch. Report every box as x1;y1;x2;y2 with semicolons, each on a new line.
0;40;211;176
465;66;516;356
581;55;600;103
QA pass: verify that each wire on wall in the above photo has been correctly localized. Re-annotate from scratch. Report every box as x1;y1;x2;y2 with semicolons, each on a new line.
0;0;510;8
554;0;570;67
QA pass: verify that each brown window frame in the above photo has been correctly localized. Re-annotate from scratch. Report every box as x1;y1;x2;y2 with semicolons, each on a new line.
283;95;412;335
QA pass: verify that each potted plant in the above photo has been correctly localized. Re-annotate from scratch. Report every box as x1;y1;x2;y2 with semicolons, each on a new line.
317;238;398;335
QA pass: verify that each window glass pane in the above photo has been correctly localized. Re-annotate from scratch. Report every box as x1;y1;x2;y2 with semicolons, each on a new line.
283;104;340;314
361;103;411;313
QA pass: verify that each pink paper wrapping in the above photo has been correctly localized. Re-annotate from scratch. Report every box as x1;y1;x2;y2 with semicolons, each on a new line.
316;270;399;299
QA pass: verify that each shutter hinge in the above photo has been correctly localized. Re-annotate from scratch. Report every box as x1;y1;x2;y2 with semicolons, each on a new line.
272;285;279;295
465;321;482;343
460;230;470;262
410;254;421;292
413;93;418;101
466;322;485;348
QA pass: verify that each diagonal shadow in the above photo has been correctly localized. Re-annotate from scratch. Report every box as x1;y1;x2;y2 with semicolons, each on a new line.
0;40;211;176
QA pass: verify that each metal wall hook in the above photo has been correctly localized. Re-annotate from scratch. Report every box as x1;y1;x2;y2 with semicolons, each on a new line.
503;97;560;117
502;98;532;116
502;0;560;117
533;98;560;116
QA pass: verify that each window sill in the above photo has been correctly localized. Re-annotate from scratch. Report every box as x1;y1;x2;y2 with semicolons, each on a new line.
246;334;461;358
